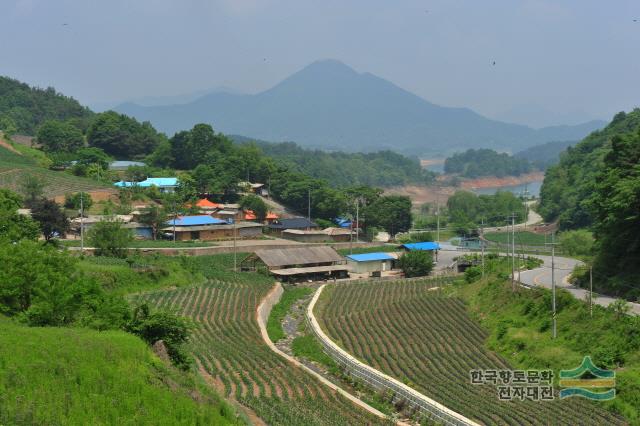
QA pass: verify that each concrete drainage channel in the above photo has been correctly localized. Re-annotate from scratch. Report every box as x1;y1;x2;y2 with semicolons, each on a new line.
307;284;481;426
255;283;404;424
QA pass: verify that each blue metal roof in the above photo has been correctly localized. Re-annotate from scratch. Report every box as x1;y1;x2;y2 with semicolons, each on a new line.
401;242;440;251
166;215;226;226
114;177;178;188
346;252;395;262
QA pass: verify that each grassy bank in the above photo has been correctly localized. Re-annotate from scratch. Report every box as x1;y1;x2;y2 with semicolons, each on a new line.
266;286;313;342
0;317;242;426
484;230;547;245
450;274;640;424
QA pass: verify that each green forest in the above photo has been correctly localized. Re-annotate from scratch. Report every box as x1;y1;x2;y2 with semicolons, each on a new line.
514;140;576;170
444;148;533;178
236;138;434;187
539;109;640;299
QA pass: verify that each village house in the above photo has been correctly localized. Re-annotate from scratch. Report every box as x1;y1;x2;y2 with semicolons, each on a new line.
346;252;396;275
114;177;179;193
267;217;318;236
241;246;350;282
162;215;262;241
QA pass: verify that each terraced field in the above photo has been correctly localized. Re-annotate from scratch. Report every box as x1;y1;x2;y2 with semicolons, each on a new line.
316;279;625;426
0;144;111;197
134;279;388;426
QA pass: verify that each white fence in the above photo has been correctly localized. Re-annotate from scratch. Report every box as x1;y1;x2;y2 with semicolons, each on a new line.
306;280;481;426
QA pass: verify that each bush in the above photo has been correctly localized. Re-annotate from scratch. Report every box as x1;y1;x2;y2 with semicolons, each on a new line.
398;250;434;277
558;229;594;256
64;192;93;211
88;219;133;257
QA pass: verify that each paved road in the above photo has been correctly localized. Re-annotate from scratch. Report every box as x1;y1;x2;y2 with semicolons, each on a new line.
482;200;542;233
436;248;640;315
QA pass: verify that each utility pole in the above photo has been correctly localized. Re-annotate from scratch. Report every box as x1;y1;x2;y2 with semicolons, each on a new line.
233;218;237;273
436;202;440;262
172;198;177;244
349;216;353;255
510;213;516;291
481;218;485;278
355;199;360;244
590;265;593;318
80;192;84;253
307;188;311;224
546;233;558;339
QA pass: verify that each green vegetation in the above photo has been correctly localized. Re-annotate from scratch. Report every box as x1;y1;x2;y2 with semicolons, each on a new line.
0;142;111;198
364;194;412;237
453;265;640;424
484;231;547;246
136;281;388;425
244;139;435;187
514;140;576;170
62;239;220;248
88;219;133;257
87;110;165;158
0;76;93;135
267;286;313;342
336;245;396;255
447;190;525;234
239;193;267;222
444;148;533;178
557;229;594;256
539;109;640;298
317;277;625;425
397;250;433;277
0;318;241;426
291;333;337;369
36;119;84;153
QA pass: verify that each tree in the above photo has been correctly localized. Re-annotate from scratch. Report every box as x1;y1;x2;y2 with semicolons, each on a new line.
398;250;434;278
0;189;40;242
138;205;169;240
0;115;17;138
36;120;84;153
88;219;133;257
169;123;233;170
64;192;93;211
126;303;191;368
365;195;412;237
87;111;163;158
558;230;594;256
239;194;268;222
19;175;45;206
30;198;69;241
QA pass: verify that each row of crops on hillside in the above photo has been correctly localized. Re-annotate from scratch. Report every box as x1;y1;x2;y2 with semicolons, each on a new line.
0;145;110;197
315;279;625;426
133;279;388;426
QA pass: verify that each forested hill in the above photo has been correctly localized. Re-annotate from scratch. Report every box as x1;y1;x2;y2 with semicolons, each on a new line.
514;140;576;170
443;148;533;178
538;109;640;299
0;76;93;135
233;136;431;187
538;109;640;229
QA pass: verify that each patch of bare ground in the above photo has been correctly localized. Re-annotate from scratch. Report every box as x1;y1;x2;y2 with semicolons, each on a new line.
0;137;21;155
384;185;454;206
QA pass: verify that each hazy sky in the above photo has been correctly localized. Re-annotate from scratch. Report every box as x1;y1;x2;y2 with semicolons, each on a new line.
1;0;639;127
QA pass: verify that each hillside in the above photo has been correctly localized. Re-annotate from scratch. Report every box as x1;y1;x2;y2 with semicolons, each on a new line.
316;278;624;425
234;136;430;187
444;148;533;178
0;76;93;135
116;60;603;156
0;317;240;425
0;140;111;198
514;140;576;170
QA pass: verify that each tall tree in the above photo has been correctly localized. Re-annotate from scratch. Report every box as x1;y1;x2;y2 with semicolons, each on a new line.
88;219;133;257
364;195;412;237
0;189;39;242
87;111;163;158
138;205;169;240
36;120;84;152
30;199;69;241
239;194;268;222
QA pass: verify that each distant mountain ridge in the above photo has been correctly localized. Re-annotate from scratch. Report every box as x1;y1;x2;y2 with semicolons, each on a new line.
115;60;605;155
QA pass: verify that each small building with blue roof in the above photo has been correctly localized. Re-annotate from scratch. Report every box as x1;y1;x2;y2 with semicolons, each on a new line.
114;177;178;193
162;215;263;241
400;242;440;251
346;252;396;274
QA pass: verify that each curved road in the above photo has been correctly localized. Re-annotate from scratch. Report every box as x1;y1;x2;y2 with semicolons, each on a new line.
436;248;640;315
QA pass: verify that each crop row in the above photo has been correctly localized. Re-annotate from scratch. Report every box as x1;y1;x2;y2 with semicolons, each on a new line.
134;280;388;426
317;279;624;426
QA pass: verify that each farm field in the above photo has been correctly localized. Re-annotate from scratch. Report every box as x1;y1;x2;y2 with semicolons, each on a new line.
315;279;625;425
134;278;388;426
0;143;111;198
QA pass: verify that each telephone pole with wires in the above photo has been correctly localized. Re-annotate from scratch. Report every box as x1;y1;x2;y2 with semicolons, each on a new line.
480;217;485;278
508;213;517;291
590;265;594;318
546;233;559;339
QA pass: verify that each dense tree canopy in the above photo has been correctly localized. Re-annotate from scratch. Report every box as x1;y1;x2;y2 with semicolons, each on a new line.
0;76;93;135
444;148;533;178
0;189;39;243
242;138;435;187
36;120;84;153
538;109;640;229
364;195;412;236
447;190;525;234
87;111;164;158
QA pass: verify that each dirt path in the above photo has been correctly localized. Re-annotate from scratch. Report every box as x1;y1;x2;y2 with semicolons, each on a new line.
0;137;22;155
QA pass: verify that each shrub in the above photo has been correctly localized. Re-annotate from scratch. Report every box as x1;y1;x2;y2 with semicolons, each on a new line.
398;250;433;277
